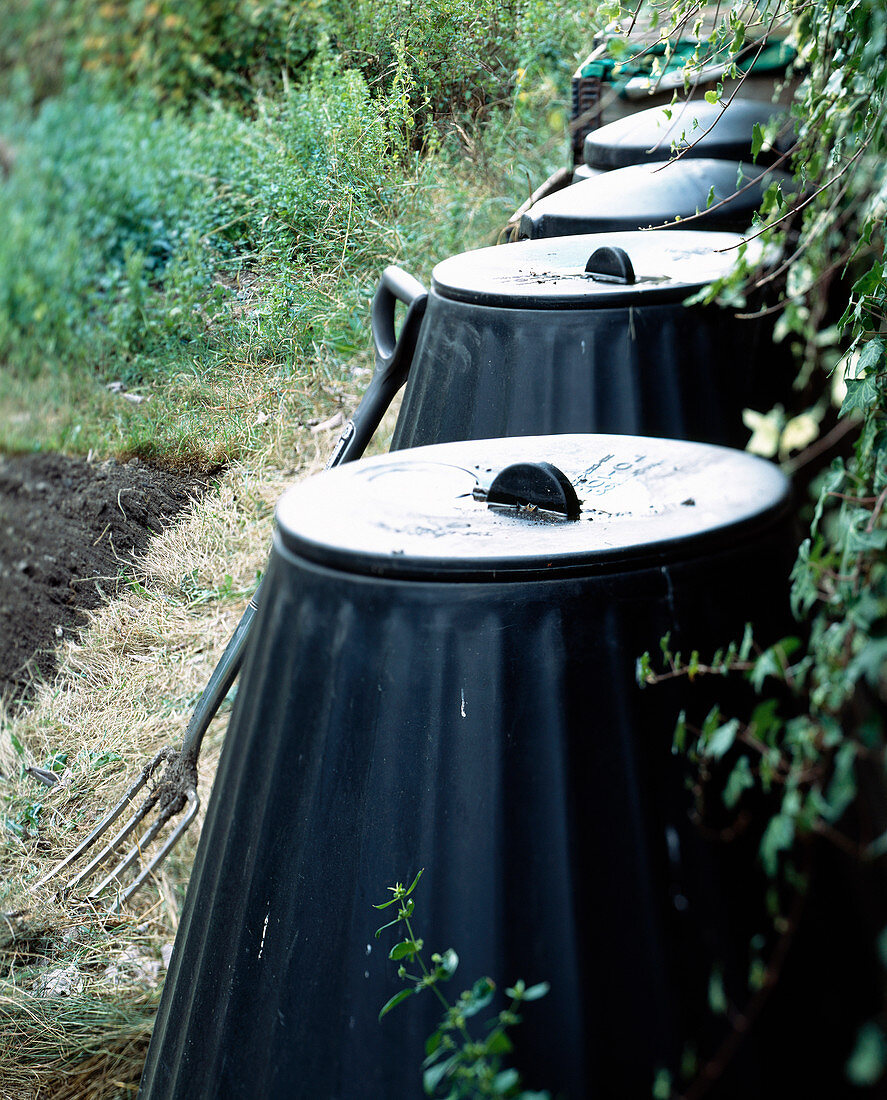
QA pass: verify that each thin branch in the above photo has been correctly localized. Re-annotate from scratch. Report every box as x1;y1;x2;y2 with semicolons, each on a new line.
714;130;876;256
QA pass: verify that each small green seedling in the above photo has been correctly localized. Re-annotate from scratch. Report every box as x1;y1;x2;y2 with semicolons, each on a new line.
374;870;551;1099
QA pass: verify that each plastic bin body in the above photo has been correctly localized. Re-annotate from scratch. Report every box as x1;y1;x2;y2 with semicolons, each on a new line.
389;231;785;453
140;435;796;1100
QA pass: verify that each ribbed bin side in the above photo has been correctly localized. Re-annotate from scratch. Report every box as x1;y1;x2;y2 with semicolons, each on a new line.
140;520;795;1100
389;295;775;453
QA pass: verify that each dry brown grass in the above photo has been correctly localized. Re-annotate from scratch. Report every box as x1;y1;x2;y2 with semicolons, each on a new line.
0;415;371;1098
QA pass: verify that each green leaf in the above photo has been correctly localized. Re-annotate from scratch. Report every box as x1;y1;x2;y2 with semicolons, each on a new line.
857;337;885;373
425;1029;444;1059
866;831;887;861
378;988;414;1020
841;374;881;417
653;1068;673;1099
423;1054;458;1095
821;742;857;822
708;968;727;1015
522;981;550;1001
389;938;422;961
760;811;795;876
437;948;458;977
846;1023;887;1086
374;916;401;938
723;756;755;809
750;121;764;160
705;718;740;759
486;1030;514;1055
493;1068;520;1092
704;89;719;104
750;645;788;691
461;977;495;1017
672;711;687;756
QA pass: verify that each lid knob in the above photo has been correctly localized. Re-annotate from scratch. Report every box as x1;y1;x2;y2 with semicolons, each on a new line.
485;461;581;519
585;245;636;285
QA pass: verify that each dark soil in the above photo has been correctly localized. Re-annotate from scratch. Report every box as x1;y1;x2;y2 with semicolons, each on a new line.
0;454;205;704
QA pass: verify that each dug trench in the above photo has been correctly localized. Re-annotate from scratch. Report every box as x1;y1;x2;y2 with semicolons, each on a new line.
0;452;206;711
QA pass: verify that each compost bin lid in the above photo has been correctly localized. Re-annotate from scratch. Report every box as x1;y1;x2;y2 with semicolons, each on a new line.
583;97;789;171
275;434;790;581
430;230;753;309
520;160;793;239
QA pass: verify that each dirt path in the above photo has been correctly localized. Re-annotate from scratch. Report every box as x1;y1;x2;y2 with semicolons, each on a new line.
0;454;204;703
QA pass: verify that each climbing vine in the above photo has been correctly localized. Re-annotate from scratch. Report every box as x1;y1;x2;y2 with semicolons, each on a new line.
602;0;887;1092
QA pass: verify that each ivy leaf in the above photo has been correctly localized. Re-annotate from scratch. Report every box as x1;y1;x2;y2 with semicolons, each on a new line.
857;337;885;373
841;374;881;416
821;742;857;822
708;968;727;1014
724;755;755;808
751;121;765;160
760;811;795;876
705;718;740;759
846;1023;887;1086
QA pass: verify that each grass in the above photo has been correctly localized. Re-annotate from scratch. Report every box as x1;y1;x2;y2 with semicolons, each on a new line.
0;455;305;1097
0;4;590;1093
0;45;570;468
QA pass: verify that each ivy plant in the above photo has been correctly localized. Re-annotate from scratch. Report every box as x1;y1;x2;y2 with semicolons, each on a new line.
614;0;887;1090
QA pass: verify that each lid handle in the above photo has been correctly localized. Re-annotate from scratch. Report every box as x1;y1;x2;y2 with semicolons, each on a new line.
484;462;581;519
585;246;636;285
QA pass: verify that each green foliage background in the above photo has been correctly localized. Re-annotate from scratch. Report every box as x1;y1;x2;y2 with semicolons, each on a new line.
0;0;581;465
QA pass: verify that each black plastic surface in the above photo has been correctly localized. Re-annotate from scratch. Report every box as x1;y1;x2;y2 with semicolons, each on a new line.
486;459;581;518
139;445;798;1099
583;96;790;171
389;285;784;453
274;435;790;580
520;160;793;240
430;229;750;309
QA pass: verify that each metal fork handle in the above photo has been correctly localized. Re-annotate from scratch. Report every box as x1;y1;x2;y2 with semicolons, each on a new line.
178;590;260;762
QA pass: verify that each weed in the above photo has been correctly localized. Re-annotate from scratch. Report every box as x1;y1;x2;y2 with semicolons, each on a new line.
374;871;551;1099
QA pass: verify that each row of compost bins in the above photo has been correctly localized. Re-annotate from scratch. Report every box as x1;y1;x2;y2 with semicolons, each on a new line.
140;93;878;1099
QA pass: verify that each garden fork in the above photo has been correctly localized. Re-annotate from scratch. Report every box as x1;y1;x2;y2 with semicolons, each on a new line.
37;267;427;908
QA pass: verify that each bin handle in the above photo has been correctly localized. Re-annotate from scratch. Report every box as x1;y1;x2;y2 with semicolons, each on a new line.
326;266;428;468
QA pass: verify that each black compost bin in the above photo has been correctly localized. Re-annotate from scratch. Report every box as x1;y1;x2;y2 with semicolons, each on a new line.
519;159;793;239
574;96;792;181
387;230;785;453
140;433;797;1100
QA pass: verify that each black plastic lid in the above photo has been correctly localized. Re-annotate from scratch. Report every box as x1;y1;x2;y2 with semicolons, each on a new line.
275;435;790;581
520;160;793;239
584;97;788;171
430;229;752;309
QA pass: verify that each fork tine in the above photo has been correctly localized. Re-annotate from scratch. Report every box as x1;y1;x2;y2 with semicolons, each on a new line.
101;788;200;911
34;751;167;890
64;785;162;895
85;804;171;899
